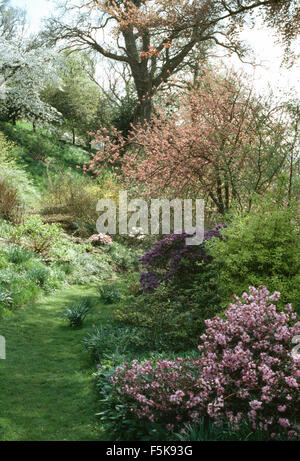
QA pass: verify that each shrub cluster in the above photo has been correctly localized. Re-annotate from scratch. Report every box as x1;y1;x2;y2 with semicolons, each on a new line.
104;287;300;440
10;215;62;255
98;285;122;304
115;263;222;351
208;203;300;313
83;324;139;361
115;228;223;350
139;226;225;292
0;244;63;314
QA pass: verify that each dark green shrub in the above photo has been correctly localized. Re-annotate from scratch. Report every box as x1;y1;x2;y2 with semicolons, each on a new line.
98;285;122;304
106;243;140;272
115;259;223;351
208;201;300;312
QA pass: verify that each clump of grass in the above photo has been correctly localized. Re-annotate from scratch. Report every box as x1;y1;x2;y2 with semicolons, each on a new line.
5;245;33;265
62;297;92;328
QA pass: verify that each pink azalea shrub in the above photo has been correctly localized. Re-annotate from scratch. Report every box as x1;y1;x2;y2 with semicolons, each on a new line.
112;286;300;439
88;233;113;246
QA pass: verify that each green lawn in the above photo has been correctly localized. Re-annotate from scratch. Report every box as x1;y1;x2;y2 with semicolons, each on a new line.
0;285;112;441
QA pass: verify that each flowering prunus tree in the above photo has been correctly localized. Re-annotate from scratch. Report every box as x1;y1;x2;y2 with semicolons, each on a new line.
42;0;300;124
88;70;292;214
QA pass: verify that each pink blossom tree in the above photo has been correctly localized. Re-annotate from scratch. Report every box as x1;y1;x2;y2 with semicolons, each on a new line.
89;70;290;214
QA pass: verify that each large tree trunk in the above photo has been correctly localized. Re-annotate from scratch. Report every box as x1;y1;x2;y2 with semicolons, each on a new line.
133;93;153;126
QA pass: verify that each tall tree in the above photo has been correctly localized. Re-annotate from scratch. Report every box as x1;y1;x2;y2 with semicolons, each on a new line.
89;70;294;215
43;51;100;144
41;0;299;124
0;37;62;126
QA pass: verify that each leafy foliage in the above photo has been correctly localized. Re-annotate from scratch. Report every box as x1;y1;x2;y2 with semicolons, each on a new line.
139;226;224;292
115;259;223;351
10;215;62;255
172;420;277;441
98;285;122;304
0;243;58;312
208;200;300;312
83;324;138;361
62;298;91;328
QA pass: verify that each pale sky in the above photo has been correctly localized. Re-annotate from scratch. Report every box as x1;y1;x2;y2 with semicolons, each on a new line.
11;0;53;31
10;0;300;100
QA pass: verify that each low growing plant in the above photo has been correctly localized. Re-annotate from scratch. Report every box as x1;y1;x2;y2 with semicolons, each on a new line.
62;298;91;328
83;324;139;361
10;215;62;255
98;285;122;304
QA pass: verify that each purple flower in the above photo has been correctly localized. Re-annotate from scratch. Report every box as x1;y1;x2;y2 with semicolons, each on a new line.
139;225;225;291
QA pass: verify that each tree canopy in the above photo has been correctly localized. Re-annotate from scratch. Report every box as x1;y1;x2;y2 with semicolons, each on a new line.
41;0;300;124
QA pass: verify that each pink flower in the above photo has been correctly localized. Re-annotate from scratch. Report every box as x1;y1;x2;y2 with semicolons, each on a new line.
250;400;263;410
277;405;286;412
279;418;290;428
110;286;300;438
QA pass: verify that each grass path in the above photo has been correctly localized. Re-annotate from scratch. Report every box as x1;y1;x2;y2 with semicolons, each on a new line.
0;285;112;441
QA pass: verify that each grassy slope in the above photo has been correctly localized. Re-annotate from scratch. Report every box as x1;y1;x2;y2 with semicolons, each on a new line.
0;121;91;192
0;285;113;441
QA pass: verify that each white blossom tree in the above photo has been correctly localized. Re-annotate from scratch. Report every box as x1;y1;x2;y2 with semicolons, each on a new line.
0;37;63;127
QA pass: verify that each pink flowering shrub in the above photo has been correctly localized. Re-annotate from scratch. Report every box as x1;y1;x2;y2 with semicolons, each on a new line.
111;286;300;439
88;233;113;246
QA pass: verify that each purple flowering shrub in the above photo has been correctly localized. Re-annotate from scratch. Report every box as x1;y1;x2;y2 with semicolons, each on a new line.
111;286;300;439
139;226;225;292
